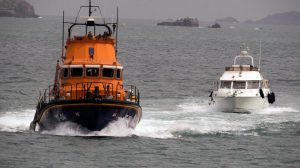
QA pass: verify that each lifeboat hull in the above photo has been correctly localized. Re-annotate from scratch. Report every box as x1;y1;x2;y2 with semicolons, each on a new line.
214;96;269;113
31;99;142;132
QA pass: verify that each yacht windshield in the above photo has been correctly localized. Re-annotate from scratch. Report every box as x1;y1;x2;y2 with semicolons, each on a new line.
247;81;259;89
233;81;246;89
220;81;232;89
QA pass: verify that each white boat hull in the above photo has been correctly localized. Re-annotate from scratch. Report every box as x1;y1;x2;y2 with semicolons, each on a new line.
214;96;269;113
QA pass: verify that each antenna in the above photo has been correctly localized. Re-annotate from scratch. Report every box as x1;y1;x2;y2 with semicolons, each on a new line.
88;0;92;16
115;7;119;56
75;0;102;23
61;11;65;60
258;40;262;71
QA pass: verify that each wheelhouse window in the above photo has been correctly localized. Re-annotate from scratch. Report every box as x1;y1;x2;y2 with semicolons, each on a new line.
86;68;99;77
233;81;246;89
71;68;83;77
220;81;232;89
247;81;259;89
116;69;122;79
102;68;114;78
62;68;68;77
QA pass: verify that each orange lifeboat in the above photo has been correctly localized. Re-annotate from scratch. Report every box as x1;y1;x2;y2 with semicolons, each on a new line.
30;0;142;132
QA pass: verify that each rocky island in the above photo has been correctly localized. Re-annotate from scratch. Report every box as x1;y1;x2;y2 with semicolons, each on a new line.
0;0;38;18
157;17;199;27
208;23;221;28
244;11;300;25
215;17;239;23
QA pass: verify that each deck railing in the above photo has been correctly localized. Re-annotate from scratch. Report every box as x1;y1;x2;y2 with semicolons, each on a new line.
37;82;140;109
225;66;258;71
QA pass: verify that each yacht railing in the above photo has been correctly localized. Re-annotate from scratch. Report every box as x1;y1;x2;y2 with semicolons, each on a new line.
225;66;258;71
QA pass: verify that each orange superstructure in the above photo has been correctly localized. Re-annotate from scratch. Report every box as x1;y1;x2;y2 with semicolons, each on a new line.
56;30;128;102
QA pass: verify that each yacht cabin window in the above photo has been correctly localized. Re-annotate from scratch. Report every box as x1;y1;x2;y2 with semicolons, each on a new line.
86;68;99;77
233;81;246;89
71;68;83;77
220;81;232;89
262;80;269;88
247;81;259;89
102;68;114;78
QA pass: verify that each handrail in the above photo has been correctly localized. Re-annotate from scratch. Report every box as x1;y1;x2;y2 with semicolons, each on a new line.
37;82;140;106
67;23;112;39
225;66;258;71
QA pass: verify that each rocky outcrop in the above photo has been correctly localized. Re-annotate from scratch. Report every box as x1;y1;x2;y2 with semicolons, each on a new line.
157;18;199;27
215;17;239;23
245;11;300;25
0;0;38;18
208;23;221;28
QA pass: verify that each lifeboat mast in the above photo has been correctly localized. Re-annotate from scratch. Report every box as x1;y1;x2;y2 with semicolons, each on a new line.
61;0;119;59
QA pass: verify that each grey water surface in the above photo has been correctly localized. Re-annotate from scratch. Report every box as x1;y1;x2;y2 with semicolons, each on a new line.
0;17;299;168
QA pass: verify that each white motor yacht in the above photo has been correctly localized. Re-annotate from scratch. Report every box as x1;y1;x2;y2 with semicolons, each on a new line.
209;46;275;113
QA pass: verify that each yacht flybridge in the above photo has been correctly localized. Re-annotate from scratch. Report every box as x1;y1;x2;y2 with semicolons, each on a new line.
209;46;275;113
30;0;142;132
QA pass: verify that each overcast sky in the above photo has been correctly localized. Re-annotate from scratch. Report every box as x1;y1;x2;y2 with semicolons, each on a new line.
27;0;300;21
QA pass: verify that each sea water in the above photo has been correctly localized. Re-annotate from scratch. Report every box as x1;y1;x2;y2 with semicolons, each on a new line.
0;17;299;167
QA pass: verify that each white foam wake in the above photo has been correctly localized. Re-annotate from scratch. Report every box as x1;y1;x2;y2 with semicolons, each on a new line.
134;99;300;138
42;118;135;137
255;106;299;114
0;100;299;138
0;110;135;137
0;109;35;132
